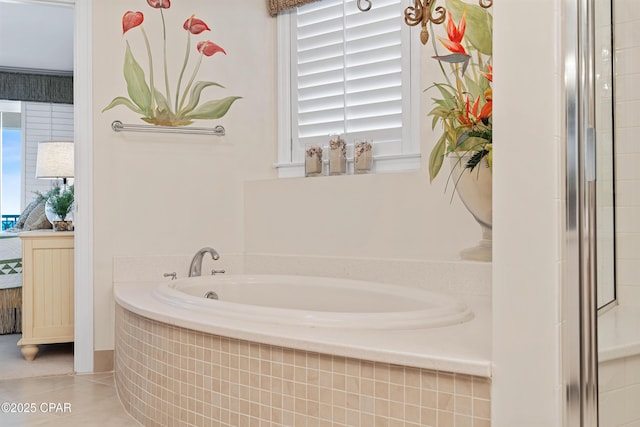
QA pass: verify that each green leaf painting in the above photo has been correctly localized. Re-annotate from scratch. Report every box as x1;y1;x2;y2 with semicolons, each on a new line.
185;96;242;120
103;6;240;127
123;42;151;115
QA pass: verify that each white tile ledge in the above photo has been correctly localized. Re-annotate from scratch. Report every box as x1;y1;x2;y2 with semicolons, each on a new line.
598;304;640;362
244;253;492;298
114;280;492;377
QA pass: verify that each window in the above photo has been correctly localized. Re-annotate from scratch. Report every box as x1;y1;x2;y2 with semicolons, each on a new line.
0;101;22;229
0;100;73;229
277;0;420;177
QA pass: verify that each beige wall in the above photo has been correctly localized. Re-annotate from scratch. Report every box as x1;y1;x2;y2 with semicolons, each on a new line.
492;0;564;425
92;0;479;351
92;0;277;350
244;170;479;261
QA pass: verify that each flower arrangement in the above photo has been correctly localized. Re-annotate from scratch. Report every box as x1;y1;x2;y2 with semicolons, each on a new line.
103;0;240;126
427;0;492;182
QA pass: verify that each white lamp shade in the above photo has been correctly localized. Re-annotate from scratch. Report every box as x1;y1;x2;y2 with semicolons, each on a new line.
35;141;74;179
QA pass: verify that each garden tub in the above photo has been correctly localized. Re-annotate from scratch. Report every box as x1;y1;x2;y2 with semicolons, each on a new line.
153;274;473;330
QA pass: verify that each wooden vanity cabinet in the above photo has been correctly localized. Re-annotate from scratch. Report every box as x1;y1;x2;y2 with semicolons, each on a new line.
18;231;74;361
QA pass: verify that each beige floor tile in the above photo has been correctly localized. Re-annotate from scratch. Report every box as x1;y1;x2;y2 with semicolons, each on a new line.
0;373;140;426
77;372;116;387
0;334;73;381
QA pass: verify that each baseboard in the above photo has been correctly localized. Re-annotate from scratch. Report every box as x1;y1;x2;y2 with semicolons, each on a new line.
93;350;114;372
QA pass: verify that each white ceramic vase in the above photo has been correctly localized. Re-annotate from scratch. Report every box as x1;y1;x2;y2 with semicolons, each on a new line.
449;153;492;262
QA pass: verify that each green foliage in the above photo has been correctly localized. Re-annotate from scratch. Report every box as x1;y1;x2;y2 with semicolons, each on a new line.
47;185;74;221
467;129;492;143
465;149;490;171
429;133;448;181
427;1;493;182
34;186;59;204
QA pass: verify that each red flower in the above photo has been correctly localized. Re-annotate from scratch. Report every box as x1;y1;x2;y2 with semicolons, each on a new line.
183;15;211;35
147;0;170;8
479;99;492;120
197;41;226;57
122;11;144;34
458;95;474;127
458;93;491;128
447;10;466;43
481;64;493;82
438;10;467;54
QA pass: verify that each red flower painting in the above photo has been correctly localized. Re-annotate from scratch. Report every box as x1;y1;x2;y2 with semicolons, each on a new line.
147;0;170;9
104;3;240;126
183;15;211;35
122;11;143;34
197;41;226;57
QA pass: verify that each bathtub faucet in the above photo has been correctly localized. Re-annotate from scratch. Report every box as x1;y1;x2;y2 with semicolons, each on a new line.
188;247;220;277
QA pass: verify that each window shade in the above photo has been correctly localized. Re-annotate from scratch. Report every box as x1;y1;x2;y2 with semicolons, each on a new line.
267;0;321;16
0;71;73;105
291;0;406;153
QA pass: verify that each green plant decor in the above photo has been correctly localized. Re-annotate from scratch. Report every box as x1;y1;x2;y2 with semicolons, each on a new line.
46;185;74;222
427;0;493;183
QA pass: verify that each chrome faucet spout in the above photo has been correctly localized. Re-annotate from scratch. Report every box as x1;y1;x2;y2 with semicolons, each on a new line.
188;247;220;277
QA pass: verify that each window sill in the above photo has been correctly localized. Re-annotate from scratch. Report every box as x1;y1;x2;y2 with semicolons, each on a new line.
273;153;422;178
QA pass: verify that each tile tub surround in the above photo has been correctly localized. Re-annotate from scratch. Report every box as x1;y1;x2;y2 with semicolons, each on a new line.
598;306;640;426
115;305;491;426
114;280;491;376
598;305;640;362
599;353;640;427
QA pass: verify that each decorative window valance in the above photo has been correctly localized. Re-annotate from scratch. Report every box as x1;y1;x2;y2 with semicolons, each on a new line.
0;71;73;104
267;0;320;16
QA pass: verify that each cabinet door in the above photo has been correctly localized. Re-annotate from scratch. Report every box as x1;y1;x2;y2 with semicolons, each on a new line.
22;234;74;343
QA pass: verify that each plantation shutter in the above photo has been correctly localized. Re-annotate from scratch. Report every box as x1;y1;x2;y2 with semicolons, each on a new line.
22;102;74;208
291;0;409;159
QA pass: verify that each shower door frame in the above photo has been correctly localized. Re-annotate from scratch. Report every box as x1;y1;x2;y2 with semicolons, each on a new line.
564;0;600;425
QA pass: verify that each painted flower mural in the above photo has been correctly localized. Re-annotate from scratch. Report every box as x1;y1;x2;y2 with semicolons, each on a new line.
427;0;492;181
103;3;240;126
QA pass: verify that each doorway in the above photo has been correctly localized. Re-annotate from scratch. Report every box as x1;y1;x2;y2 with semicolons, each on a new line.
0;0;93;374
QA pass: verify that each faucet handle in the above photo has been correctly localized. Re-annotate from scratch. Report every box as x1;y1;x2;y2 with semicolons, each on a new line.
163;272;177;280
211;269;226;275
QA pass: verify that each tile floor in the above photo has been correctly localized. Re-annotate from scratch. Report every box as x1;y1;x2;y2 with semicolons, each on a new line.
0;373;140;426
0;334;139;426
0;334;73;380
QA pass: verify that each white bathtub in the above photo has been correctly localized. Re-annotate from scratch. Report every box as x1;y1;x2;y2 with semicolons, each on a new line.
153;274;473;329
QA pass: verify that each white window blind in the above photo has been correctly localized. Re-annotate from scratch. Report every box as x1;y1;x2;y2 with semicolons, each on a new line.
22;102;74;208
278;0;420;176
